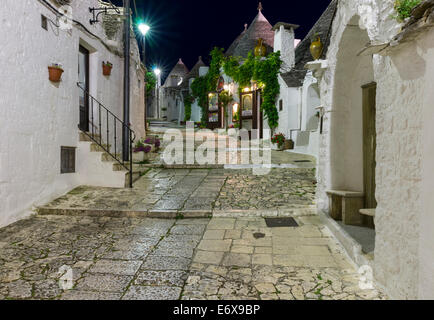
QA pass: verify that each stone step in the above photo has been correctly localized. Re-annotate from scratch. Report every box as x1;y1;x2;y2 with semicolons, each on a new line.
101;152;121;162
79;132;102;142
90;143;111;152
112;162;151;172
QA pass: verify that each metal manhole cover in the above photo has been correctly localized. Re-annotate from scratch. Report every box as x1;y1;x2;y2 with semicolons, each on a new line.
265;218;299;228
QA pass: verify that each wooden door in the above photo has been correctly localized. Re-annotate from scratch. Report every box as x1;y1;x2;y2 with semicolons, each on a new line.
78;45;90;131
362;82;377;209
240;90;263;139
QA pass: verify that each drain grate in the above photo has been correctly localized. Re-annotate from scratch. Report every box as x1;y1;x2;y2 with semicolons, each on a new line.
265;217;299;228
253;232;266;239
294;160;312;163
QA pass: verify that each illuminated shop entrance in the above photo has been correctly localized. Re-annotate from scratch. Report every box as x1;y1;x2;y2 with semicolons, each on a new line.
239;89;263;139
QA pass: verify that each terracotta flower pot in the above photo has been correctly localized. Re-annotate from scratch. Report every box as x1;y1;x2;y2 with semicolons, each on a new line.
284;139;294;150
48;66;64;82
102;64;112;76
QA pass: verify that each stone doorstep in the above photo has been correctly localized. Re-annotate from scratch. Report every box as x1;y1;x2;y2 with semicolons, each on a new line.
317;209;372;269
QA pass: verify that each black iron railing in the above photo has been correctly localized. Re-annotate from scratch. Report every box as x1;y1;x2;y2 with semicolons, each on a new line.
77;82;135;188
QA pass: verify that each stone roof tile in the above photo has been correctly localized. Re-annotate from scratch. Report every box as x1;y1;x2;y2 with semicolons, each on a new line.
281;0;338;87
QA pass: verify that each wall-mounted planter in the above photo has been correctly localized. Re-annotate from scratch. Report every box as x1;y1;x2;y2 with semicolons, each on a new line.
102;62;113;76
48;66;64;82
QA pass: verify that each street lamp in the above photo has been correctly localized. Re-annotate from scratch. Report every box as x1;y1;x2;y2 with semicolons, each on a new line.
154;68;161;119
138;23;150;36
138;23;150;64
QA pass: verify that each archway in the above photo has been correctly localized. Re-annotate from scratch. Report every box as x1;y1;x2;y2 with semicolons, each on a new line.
330;16;375;196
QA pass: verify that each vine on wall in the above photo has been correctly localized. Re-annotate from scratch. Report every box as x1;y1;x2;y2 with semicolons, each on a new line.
191;47;225;124
183;92;194;122
224;52;282;129
191;47;282;129
145;71;156;98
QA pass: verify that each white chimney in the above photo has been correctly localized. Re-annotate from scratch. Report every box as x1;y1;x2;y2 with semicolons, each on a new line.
273;23;298;71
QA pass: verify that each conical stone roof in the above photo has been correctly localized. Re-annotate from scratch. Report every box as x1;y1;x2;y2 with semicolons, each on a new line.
187;56;207;80
226;6;275;58
163;58;189;87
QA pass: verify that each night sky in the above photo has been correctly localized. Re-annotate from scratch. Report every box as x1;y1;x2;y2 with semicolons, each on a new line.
112;0;332;79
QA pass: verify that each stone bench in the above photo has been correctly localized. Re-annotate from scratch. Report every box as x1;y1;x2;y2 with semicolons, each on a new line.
360;209;376;217
326;190;365;226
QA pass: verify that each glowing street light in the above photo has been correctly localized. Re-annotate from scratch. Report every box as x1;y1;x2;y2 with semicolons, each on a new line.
154;68;161;76
138;23;150;36
137;23;150;65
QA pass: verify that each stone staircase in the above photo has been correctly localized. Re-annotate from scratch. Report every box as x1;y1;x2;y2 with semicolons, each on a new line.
78;132;149;188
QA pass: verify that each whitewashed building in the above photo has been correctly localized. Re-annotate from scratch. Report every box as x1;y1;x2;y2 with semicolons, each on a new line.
273;1;337;157
308;0;434;300
0;0;146;227
160;58;189;123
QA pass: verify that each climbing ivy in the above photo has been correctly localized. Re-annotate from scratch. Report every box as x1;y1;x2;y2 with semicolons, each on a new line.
224;52;282;130
218;90;234;128
191;47;225;124
191;47;282;130
183;92;194;122
145;71;156;98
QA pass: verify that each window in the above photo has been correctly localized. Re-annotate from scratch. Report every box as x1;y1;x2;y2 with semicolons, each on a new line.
279;100;283;112
41;15;48;30
61;147;76;174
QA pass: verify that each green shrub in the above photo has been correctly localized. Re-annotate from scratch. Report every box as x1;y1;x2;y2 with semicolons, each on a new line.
394;0;422;21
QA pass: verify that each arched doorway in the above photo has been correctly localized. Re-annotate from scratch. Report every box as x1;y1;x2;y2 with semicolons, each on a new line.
330;16;377;219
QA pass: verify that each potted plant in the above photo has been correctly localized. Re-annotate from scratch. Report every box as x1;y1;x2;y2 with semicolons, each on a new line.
271;133;286;151
133;140;152;162
102;61;113;76
143;136;161;152
154;138;161;151
48;63;64;82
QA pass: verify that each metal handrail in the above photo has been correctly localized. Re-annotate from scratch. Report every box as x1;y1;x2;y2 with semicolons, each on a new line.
77;82;136;188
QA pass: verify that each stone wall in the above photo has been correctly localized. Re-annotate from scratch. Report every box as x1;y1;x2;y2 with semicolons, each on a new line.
0;0;145;227
316;0;434;299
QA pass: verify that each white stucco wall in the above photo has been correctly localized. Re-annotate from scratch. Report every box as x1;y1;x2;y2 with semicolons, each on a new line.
274;25;295;71
0;0;144;227
315;0;434;299
420;28;434;299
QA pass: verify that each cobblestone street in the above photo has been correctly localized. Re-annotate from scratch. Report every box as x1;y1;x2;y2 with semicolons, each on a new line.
38;168;317;218
0;214;385;300
0;167;386;300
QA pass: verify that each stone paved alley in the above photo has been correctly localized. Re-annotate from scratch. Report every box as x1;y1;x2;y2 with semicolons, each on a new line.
0;166;387;300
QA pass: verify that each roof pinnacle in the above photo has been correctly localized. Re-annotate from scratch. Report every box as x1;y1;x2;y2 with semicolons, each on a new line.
258;2;263;12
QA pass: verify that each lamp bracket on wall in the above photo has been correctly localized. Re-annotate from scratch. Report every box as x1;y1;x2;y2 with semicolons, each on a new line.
89;6;121;25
